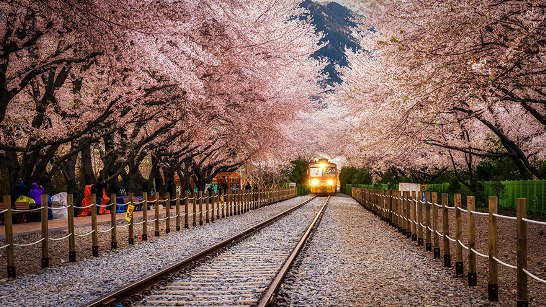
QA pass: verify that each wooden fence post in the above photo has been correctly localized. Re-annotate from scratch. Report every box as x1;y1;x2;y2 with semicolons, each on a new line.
110;193;117;249
516;198;528;306
442;193;451;267
385;190;391;223
184;191;189;228
216;192;220;220
432;192;440;259
91;194;99;256
154;193;160;236
467;196;477;286
417;191;424;246
199;191;204;225
454;193;463;276
243;190;246;213
142;193;148;241
193;191;197;226
165;192;171;234
221;191;226;218
398;191;403;232
227;188;232;217
405;191;411;238
425;192;432;252
211;191;215;222
41;194;49;268
128;193;134;244
175;192;181;231
3;195;15;278
67;194;76;262
488;196;498;301
411;191;417;241
205;191;210;223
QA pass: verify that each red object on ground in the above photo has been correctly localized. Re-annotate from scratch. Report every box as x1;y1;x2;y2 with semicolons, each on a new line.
78;185;110;217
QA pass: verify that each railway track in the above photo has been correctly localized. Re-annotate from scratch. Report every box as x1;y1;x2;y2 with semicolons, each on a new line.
87;196;330;307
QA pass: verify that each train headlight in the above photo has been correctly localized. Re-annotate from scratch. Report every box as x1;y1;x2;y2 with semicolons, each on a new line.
327;179;334;186
311;179;319;186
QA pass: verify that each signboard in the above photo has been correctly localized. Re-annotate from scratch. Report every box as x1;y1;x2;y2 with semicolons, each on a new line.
399;183;421;192
125;204;135;222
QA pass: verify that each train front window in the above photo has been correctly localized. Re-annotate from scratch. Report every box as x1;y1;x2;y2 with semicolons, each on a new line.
309;167;322;177
324;167;336;175
309;166;336;177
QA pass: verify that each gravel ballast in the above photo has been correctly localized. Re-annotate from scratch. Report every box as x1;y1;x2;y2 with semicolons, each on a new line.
276;194;491;306
137;196;326;306
0;196;312;306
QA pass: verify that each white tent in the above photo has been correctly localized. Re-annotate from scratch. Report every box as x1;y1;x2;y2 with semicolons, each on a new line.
51;192;68;219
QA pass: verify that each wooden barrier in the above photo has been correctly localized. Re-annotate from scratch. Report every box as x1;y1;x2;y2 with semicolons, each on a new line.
417;191;424;246
175;192;181;231
349;187;543;305
516;198;528;306
142;193;148;240
467;196;477;286
192;192;197;227
184;191;189;228
432;192;440;259
441;193;451;267
0;188;293;280
41;194;49;268
454;193;463;276
110;193;117;248
425;192;432;252
128;193;134;245
165;192;171;233
67;194;76;262
154;194;160;236
488;196;498;301
91;194;99;256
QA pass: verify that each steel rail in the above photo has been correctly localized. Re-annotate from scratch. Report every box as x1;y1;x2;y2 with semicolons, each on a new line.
85;196;315;307
258;196;330;307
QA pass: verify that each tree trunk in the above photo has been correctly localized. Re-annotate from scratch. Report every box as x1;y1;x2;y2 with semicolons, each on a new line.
81;144;96;184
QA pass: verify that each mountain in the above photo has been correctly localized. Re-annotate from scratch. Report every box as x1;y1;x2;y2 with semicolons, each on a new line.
301;0;360;85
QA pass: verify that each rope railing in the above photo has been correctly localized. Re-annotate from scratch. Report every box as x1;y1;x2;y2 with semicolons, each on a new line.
522;217;546;226
523;268;546;285
493;256;517;270
349;187;543;304
493;213;517;220
14;238;45;247
0;186;297;279
471;248;489;258
74;229;95;237
49;233;73;241
97;226;115;233
469;210;489;216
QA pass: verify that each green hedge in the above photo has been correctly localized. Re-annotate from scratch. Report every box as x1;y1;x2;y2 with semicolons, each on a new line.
483;180;545;214
348;180;546;214
297;184;310;196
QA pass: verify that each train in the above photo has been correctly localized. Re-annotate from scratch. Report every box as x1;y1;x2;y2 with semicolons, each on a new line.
307;158;337;196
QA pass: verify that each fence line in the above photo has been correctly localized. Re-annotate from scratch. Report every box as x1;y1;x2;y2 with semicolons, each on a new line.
351;187;545;305
0;187;296;279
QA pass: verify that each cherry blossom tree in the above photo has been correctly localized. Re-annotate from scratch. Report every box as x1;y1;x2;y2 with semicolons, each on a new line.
337;0;546;182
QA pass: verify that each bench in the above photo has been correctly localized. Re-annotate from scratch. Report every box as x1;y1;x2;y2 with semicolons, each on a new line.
14;201;30;223
0;201;30;224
